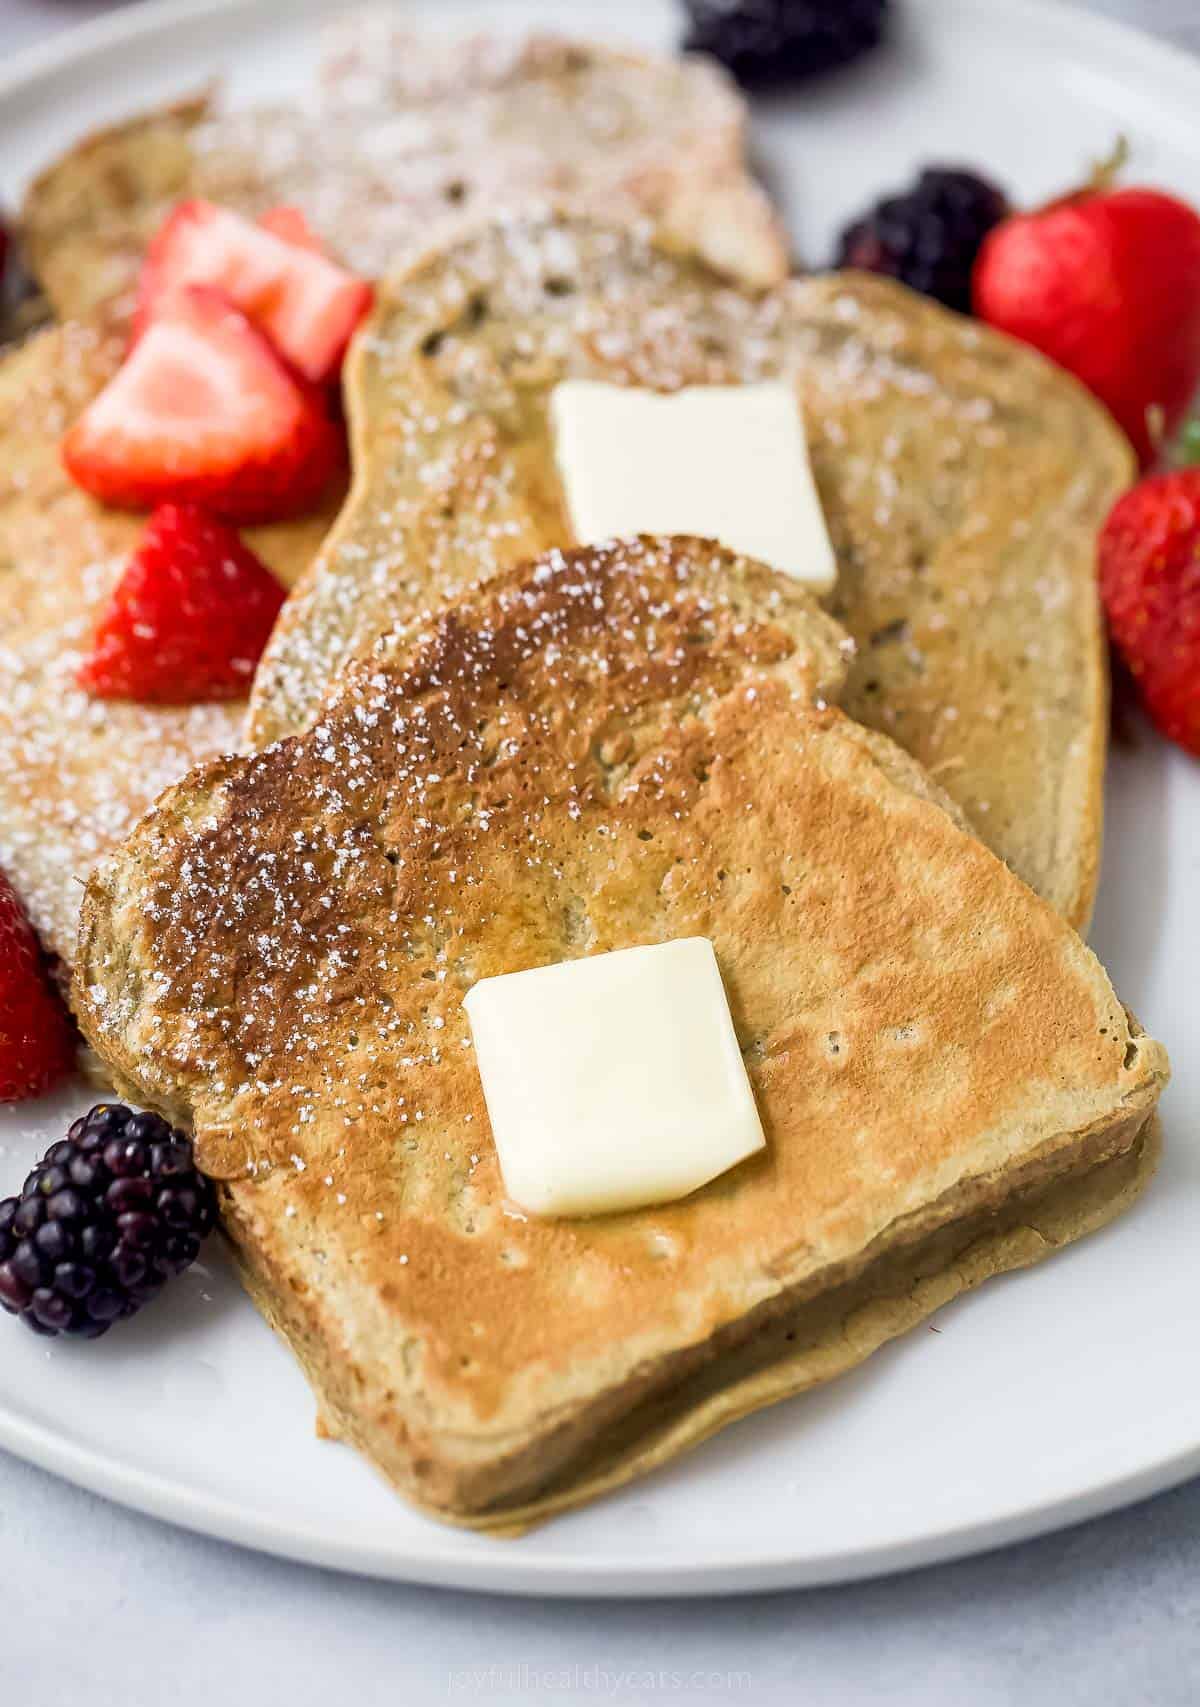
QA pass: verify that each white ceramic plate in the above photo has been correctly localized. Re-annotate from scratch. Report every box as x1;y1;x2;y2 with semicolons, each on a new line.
1;0;1197;1597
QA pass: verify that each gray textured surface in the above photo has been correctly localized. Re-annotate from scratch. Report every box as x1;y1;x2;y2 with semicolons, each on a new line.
4;0;114;51
4;1460;1200;1705
3;1;1200;1702
1081;0;1200;52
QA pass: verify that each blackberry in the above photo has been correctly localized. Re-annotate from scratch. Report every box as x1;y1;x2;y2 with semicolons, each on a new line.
835;167;1010;316
0;210;47;345
0;1103;216;1338
682;0;889;89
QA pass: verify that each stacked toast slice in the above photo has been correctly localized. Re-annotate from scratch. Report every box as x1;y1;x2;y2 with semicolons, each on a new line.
4;33;787;976
22;31;787;324
249;212;1131;927
75;538;1166;1528
7;25;1166;1536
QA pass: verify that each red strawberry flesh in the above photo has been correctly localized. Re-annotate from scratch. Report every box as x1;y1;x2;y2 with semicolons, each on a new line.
77;502;286;704
0;870;75;1103
136;199;372;384
1098;468;1200;755
258;205;325;254
62;286;341;523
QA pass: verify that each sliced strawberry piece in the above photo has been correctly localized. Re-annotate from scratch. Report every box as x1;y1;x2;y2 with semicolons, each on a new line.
135;199;372;384
77;503;286;703
63;286;341;524
258;204;324;254
1098;470;1200;756
0;868;75;1102
263;266;374;390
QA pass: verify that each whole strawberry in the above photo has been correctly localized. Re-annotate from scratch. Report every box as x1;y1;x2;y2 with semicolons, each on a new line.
0;870;75;1102
1098;469;1200;755
78;503;286;703
974;186;1200;467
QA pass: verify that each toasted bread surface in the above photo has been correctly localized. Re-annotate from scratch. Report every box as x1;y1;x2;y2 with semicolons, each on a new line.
76;539;1167;1524
793;273;1131;932
21;95;212;329
0;317;339;966
21;31;786;323
247;214;1131;926
481;1114;1163;1532
238;1115;1160;1534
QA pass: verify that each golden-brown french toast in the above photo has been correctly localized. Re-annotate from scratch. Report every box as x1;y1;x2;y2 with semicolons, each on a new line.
76;538;1167;1528
248;213;1132;928
0;317;340;969
21;31;787;323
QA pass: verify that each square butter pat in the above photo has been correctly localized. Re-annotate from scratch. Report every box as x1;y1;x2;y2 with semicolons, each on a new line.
550;379;836;591
463;938;765;1218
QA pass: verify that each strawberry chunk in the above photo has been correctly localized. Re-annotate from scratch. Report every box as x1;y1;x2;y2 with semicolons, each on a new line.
258;205;324;254
1099;469;1200;756
0;869;75;1102
77;503;286;703
62;286;341;524
136;199;373;384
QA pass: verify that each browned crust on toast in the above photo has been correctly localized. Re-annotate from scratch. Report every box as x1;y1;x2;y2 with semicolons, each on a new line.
76;539;1167;1526
247;214;1132;928
229;1113;1160;1532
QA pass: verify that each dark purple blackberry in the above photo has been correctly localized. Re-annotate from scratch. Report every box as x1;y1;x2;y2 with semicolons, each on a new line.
0;1103;215;1338
0;211;51;347
682;0;889;89
835;167;1010;316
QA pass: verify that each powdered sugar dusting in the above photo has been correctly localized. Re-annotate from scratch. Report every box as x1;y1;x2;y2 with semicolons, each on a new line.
0;319;271;968
249;212;787;747
80;536;842;1191
165;24;784;296
257;229;1126;928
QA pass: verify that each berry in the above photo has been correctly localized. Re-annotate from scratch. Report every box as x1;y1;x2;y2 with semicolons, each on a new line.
257;205;325;255
1098;469;1200;756
0;1103;216;1338
682;0;888;89
77;503;286;703
135;200;373;385
0;209;48;343
0;868;75;1102
836;167;1009;315
974;187;1200;467
62;285;343;523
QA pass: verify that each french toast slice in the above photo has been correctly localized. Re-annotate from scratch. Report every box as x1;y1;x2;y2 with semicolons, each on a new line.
20;30;786;323
0;317;340;969
75;538;1167;1529
246;213;1132;928
7;28;784;968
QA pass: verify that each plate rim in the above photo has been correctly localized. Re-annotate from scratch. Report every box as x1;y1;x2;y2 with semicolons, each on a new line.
5;0;1200;116
5;1379;1200;1595
2;0;1199;1596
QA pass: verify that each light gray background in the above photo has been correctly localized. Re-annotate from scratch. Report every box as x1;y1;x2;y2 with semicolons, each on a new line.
2;1;1199;1702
